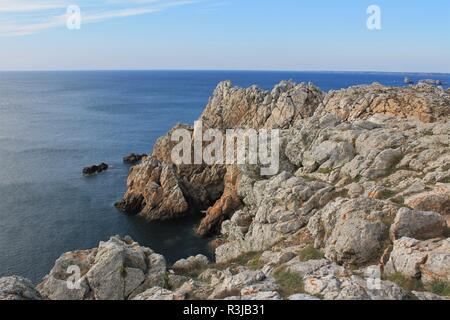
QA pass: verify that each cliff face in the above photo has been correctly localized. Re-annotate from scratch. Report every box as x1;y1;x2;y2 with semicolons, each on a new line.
2;80;450;301
116;81;450;237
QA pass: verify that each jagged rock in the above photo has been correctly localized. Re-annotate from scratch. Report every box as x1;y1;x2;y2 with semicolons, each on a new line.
197;166;242;236
385;237;450;284
200;80;324;130
390;208;447;241
38;236;167;300
115;159;188;219
0;276;41;300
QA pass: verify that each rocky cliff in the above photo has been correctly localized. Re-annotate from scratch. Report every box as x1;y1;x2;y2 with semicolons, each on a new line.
2;80;449;300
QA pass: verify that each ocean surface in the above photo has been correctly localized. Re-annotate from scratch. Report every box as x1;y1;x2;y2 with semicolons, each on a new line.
0;70;449;283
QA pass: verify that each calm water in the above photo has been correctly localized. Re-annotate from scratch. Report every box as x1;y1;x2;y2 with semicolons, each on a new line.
0;70;449;283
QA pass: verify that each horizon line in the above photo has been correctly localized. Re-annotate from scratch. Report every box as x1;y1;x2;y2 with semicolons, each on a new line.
1;68;450;75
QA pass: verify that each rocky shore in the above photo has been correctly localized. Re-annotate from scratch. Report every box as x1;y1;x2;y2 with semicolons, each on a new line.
1;80;449;300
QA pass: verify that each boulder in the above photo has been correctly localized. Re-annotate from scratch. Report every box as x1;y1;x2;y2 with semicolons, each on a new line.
307;198;397;265
390;208;447;241
172;255;210;274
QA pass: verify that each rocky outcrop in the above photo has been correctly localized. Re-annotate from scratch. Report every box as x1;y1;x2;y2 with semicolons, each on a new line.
319;83;450;123
82;163;108;176
116;81;450;244
115;159;188;219
2;234;449;300
389;208;447;241
5;80;445;301
37;236;166;300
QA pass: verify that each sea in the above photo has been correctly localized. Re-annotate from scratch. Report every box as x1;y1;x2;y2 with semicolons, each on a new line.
0;70;449;283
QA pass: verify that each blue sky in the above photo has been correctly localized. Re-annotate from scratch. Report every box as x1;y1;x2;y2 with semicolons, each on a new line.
0;0;449;72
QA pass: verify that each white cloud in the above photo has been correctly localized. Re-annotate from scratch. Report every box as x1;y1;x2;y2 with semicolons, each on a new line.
0;0;199;37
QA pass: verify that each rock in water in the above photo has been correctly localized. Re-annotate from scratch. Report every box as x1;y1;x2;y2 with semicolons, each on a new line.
83;163;108;176
123;153;147;164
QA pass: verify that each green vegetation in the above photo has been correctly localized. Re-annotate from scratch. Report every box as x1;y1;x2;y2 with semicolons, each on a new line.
119;265;127;278
430;281;450;296
383;272;424;292
273;268;305;298
298;245;325;261
214;251;263;271
378;189;396;200
318;167;333;174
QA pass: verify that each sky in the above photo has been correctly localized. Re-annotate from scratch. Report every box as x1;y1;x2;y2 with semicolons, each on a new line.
0;0;449;72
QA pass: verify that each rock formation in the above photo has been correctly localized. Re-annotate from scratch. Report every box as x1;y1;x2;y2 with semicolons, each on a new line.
3;80;449;300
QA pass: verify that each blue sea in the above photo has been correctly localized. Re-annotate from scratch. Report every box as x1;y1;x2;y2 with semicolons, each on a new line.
0;70;449;283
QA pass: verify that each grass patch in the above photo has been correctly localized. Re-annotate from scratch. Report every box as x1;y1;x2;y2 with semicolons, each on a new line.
378;189;396;200
298;245;325;262
273;268;305;298
353;174;362;183
318;167;333;174
430;281;450;296
383;272;424;292
214;252;263;271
